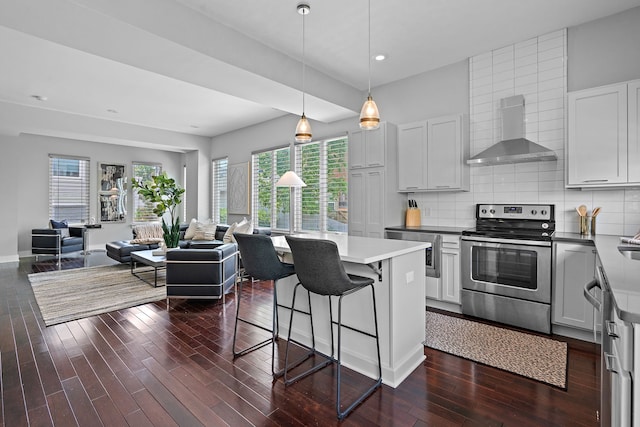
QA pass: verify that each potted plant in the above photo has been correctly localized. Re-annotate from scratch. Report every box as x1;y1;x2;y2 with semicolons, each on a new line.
132;172;185;248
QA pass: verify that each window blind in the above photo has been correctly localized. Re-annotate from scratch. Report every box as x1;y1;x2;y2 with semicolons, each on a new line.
212;158;228;223
295;137;348;233
251;147;290;230
132;162;162;222
49;155;90;223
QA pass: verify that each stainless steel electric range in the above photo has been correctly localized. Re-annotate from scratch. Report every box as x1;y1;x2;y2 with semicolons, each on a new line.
460;204;555;334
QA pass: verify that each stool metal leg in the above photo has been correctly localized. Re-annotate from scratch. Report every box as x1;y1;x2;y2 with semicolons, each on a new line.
283;284;332;385
232;279;273;358
336;283;382;420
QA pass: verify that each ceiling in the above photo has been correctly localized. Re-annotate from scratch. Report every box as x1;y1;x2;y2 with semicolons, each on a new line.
1;0;639;150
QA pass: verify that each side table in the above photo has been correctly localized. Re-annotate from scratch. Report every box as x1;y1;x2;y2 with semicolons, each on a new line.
83;224;102;254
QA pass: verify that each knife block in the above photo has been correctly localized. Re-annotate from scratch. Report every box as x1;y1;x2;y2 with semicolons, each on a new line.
405;208;421;227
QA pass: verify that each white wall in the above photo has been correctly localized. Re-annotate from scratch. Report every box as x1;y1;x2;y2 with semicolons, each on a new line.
3;133;187;257
568;6;640;92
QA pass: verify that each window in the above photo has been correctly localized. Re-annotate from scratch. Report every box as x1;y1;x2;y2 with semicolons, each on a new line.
182;164;187;221
132;162;162;222
212;157;228;223
251;147;290;230
295;137;348;233
49;155;90;222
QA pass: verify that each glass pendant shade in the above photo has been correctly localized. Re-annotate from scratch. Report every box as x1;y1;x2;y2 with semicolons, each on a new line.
359;95;380;130
295;113;312;143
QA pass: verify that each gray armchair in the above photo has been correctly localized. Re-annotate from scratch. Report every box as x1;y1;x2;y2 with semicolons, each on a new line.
31;226;85;259
165;243;238;304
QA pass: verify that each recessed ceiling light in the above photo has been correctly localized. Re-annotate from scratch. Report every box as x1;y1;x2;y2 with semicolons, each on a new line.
107;109;118;113
31;95;48;101
374;54;386;61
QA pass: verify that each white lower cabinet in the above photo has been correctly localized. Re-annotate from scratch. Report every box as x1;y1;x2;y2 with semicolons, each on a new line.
553;242;597;331
426;234;460;307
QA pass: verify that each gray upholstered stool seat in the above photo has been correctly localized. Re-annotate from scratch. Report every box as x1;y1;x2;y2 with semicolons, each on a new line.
283;235;382;420
232;233;297;378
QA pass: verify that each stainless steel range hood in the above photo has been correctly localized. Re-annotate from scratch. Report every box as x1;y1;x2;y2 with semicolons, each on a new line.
467;95;557;166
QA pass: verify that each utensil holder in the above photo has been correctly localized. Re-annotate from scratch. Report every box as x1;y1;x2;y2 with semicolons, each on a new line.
579;215;590;235
590;216;596;235
406;208;421;227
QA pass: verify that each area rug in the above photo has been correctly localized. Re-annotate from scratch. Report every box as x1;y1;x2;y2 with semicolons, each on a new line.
425;311;567;389
28;265;166;326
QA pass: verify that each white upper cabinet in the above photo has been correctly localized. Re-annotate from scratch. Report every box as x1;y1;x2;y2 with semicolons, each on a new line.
348;124;386;169
397;121;427;191
567;83;627;186
427;115;464;191
567;79;640;188
397;114;469;192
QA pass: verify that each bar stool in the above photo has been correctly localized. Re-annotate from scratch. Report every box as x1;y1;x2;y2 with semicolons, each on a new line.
283;235;382;420
232;233;296;377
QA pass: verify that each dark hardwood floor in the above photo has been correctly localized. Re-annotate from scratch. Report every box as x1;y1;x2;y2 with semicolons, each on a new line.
1;252;600;426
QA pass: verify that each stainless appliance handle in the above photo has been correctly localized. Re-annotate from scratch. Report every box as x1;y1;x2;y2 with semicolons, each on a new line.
432;234;442;278
461;235;551;247
583;279;601;311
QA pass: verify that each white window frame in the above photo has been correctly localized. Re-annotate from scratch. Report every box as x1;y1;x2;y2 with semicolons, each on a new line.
132;162;162;223
211;157;228;224
295;136;348;234
48;154;90;223
251;146;290;231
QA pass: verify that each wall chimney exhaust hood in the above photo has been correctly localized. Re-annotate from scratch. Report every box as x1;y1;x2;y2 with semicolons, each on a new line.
467;95;557;166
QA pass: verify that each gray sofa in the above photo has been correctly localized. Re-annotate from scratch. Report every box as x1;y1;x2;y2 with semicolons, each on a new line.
106;223;270;263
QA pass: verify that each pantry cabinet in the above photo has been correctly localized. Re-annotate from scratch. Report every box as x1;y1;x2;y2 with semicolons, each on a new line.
347;123;404;238
552;242;597;331
567;79;640;187
397;114;469;192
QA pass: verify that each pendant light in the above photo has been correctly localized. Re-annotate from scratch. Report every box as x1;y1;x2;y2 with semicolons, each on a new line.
359;0;380;130
295;3;312;143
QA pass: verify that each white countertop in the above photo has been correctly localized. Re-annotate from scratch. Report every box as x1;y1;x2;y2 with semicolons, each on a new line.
271;233;430;264
592;234;640;323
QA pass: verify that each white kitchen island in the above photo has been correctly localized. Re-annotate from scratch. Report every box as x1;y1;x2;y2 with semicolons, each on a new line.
271;233;428;388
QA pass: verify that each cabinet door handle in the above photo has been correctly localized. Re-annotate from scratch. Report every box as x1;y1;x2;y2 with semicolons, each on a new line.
582;179;609;183
436;185;451;188
368;162;382;166
405;186;419;189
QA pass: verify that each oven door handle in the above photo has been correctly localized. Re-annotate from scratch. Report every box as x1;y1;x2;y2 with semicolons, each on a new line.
583;279;601;311
461;235;551;247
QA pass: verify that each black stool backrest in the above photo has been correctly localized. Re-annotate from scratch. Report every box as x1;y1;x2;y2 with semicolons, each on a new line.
285;236;354;296
234;233;294;281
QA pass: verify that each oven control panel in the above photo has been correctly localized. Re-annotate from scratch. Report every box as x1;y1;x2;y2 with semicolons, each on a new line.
476;204;554;220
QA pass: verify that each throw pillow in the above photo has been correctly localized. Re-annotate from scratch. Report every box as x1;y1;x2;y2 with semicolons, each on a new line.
223;222;239;244
192;223;218;240
50;219;68;229
183;218;199;240
234;218;254;236
59;228;70;239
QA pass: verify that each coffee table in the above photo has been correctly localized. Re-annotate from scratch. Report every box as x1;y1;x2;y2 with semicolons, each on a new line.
131;250;166;287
